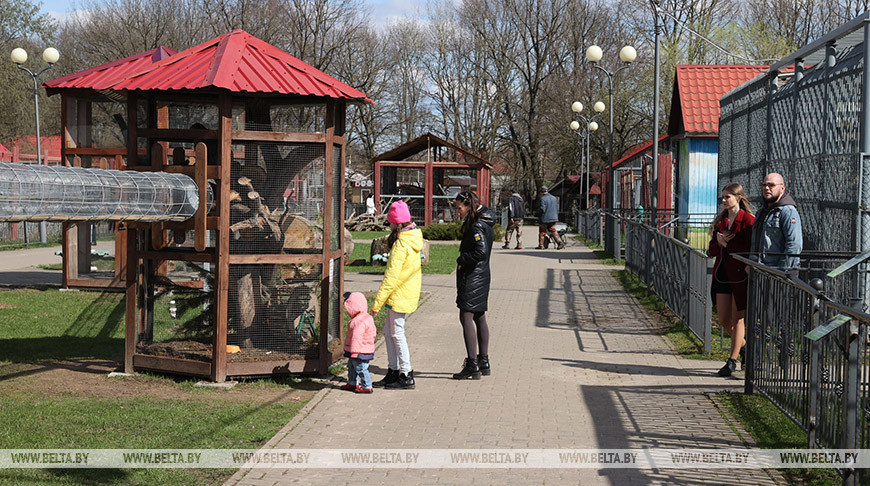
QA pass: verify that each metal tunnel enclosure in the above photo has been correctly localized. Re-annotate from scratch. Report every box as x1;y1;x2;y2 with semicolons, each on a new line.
0;163;211;222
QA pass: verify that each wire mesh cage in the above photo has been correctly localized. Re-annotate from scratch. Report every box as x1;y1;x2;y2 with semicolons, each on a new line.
226;262;323;360
137;257;216;362
719;34;866;254
0;163;207;222
232;104;327;133
230;142;325;255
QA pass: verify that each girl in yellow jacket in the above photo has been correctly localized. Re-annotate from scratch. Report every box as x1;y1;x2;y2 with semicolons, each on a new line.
371;200;423;390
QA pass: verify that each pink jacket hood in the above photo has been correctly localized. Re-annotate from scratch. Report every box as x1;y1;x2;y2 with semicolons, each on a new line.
344;292;368;317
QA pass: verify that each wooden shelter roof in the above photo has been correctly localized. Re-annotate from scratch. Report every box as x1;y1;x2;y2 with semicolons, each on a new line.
373;132;491;168
44;47;177;95
107;30;371;102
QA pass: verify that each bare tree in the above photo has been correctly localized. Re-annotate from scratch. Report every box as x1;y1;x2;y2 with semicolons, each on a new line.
423;2;501;158
333;25;396;160
383;19;429;145
459;0;575;200
0;0;58;141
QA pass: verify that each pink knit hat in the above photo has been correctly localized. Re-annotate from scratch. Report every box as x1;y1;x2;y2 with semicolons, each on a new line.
387;200;411;224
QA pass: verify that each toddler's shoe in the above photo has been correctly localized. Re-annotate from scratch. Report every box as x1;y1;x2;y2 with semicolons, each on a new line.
355;386;373;394
340;384;356;391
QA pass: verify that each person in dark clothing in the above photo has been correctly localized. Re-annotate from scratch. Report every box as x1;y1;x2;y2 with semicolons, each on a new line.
452;191;495;380
503;189;525;249
708;183;755;378
750;172;803;272
537;186;564;250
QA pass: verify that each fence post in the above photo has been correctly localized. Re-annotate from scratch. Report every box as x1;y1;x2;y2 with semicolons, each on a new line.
744;268;757;395
613;215;621;263
842;319;860;486
703;255;713;355
807;291;822;448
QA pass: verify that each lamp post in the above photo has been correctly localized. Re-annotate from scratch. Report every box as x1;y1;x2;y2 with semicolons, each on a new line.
650;0;663;227
569;101;604;209
11;46;60;244
586;44;637;257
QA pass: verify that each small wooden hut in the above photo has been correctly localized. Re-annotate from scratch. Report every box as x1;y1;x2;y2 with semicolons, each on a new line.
373;133;491;225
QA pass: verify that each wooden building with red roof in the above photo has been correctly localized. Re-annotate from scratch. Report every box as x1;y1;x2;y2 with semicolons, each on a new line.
44;29;370;381
372;133;491;226
667;65;767;217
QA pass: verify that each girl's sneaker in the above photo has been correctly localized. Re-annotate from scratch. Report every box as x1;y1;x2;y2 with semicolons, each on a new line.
355;386;373;394
340;384;356;391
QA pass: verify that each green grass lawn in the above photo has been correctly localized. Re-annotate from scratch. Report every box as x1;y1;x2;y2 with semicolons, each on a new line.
0;288;321;485
350;230;389;240
346;242;459;274
38;255;116;272
717;391;841;485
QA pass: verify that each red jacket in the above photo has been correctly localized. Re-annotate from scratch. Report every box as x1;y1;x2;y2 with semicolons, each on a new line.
708;208;755;282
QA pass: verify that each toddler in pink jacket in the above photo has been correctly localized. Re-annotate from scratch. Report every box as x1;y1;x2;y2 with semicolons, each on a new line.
341;292;377;393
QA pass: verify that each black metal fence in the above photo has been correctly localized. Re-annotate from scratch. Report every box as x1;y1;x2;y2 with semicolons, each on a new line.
739;254;870;484
624;219;714;352
576;210;603;246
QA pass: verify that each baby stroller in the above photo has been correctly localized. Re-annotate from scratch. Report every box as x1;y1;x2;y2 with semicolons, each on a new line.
542;222;568;249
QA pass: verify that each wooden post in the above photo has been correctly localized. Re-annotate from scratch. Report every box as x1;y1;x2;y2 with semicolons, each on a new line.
424;160;433;226
124;227;137;374
320;101;335;373
212;93;232;383
124;92;139;373
150;143;167;251
194;143;208;252
336;100;347;357
373;161;381;214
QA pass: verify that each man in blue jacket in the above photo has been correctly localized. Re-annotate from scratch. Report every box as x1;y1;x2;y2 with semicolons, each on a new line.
750;172;803;272
537;186;564;250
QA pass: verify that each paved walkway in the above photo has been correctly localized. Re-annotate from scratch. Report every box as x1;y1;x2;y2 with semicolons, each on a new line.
228;230;783;485
0;241;115;286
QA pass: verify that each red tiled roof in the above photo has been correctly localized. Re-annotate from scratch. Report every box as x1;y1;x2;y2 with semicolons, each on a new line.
44;47;177;94
110;30;371;103
613;135;668;168
668;65;768;136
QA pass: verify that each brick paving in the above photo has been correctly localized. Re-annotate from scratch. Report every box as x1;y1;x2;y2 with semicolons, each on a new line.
227;229;783;485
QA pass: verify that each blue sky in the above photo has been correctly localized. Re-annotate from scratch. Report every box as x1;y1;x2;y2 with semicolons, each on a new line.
40;0;427;25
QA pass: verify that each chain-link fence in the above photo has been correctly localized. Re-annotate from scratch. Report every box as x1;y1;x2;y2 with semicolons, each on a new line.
719;19;867;254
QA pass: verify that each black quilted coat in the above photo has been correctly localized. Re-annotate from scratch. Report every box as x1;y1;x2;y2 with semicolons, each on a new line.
456;206;496;312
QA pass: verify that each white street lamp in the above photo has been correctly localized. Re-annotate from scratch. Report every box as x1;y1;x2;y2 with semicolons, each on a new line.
11;46;60;244
570;100;605;210
585;44;637;258
585;45;603;63
619;46;638;63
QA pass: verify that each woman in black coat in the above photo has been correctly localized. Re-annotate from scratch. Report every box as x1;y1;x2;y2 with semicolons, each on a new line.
452;191;496;380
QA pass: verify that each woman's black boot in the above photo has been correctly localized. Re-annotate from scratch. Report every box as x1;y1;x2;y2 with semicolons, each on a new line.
477;354;491;376
717;358;737;377
385;370;415;389
452;358;481;380
373;368;399;388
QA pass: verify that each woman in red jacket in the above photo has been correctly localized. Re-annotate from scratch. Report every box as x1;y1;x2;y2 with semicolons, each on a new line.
708;183;755;377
